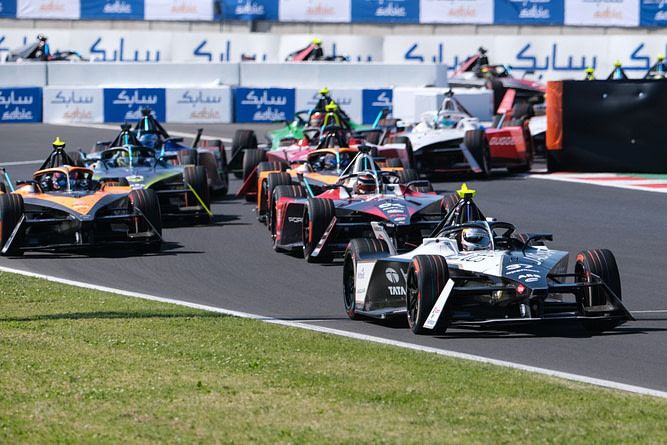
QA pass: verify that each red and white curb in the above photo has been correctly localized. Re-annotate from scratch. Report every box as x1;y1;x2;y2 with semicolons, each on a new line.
532;173;667;193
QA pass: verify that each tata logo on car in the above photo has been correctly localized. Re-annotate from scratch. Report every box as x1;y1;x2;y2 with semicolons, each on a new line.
385;267;400;283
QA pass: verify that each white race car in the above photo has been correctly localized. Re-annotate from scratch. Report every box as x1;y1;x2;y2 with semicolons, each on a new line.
342;184;634;335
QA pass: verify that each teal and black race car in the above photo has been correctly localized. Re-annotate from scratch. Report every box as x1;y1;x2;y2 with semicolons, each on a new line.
85;145;212;225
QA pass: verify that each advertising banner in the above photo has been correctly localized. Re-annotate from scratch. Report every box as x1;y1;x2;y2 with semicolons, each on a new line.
103;88;166;123
351;0;419;23
43;87;104;124
17;0;80;19
639;0;667;26
419;0;494;24
278;0;351;22
166;87;233;123
494;0;564;24
564;0;639;27
235;87;295;123
295;88;362;124
0;87;41;123
81;0;144;20
0;0;17;17
362;89;393;124
220;0;279;20
144;0;213;21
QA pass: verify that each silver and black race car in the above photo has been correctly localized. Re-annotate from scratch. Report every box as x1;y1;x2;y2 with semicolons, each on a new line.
343;184;634;334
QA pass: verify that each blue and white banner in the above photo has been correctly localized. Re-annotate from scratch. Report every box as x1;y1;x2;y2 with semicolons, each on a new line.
564;0;639;27
17;0;80;19
103;88;166;123
220;0;279;20
0;87;41;123
0;0;17;17
362;89;392;124
166;87;233;123
43;87;104;123
235;87;295;123
351;0;419;23
81;0;144;20
278;0;351;22
144;0;213;21
639;0;667;26
419;0;494;24
494;0;564;24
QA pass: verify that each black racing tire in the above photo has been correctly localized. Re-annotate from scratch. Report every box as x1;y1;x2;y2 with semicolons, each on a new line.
487;78;506;113
0;193;24;256
258;161;288;175
303;197;336;263
575;249;622;331
242;148;267;183
262;172;292;226
178;149;198;166
343;238;391;320
386;157;403;168
406;255;450;335
198;151;228;196
394;136;416;170
546;149;563;173
465;129;491;177
0;182;6;194
184;165;211;224
270;184;306;249
129;189;162;253
232;130;258;178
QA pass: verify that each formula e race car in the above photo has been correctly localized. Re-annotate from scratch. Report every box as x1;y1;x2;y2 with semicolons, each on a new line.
85;145;212;225
343;185;635;334
0;139;162;255
382;90;534;177
229;88;389;177
93;112;229;196
270;145;447;263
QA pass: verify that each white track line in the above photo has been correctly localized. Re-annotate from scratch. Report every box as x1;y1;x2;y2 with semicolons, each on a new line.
1;265;665;400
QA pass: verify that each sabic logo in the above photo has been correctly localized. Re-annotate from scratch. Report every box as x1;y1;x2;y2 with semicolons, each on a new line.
385;267;400;284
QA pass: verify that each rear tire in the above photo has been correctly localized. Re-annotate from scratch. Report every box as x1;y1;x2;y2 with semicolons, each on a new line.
343;238;391;319
178;149;198;165
232;130;258;178
406;255;450;334
575;249;622;331
303;197;335;263
465;129;491;177
199;151;228;196
129;189;162;252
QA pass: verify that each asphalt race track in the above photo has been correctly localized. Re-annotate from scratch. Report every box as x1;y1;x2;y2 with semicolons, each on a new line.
1;123;666;395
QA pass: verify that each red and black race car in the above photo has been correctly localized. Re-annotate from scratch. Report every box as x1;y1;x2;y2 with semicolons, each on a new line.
270;146;450;263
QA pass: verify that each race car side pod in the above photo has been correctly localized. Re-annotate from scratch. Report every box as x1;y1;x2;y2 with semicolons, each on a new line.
186;184;213;217
1;168;15;192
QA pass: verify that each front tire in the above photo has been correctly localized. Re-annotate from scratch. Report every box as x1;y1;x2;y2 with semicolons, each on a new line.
184;165;211;224
465;129;491;177
406;255;450;334
343;238;391;319
129;189;162;253
0;193;24;256
303;197;335;263
575;249;622;331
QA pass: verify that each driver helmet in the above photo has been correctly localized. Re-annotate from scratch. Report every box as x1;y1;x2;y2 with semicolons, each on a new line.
310;112;325;128
52;172;67;191
461;227;490;251
139;133;159;148
355;173;377;195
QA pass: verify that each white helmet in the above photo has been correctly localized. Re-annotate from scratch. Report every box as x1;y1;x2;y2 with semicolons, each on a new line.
461;227;490;251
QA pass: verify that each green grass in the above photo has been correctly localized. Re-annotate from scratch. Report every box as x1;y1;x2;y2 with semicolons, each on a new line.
1;271;665;444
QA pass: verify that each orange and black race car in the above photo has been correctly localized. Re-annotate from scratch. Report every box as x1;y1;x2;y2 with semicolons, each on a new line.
0;138;162;255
